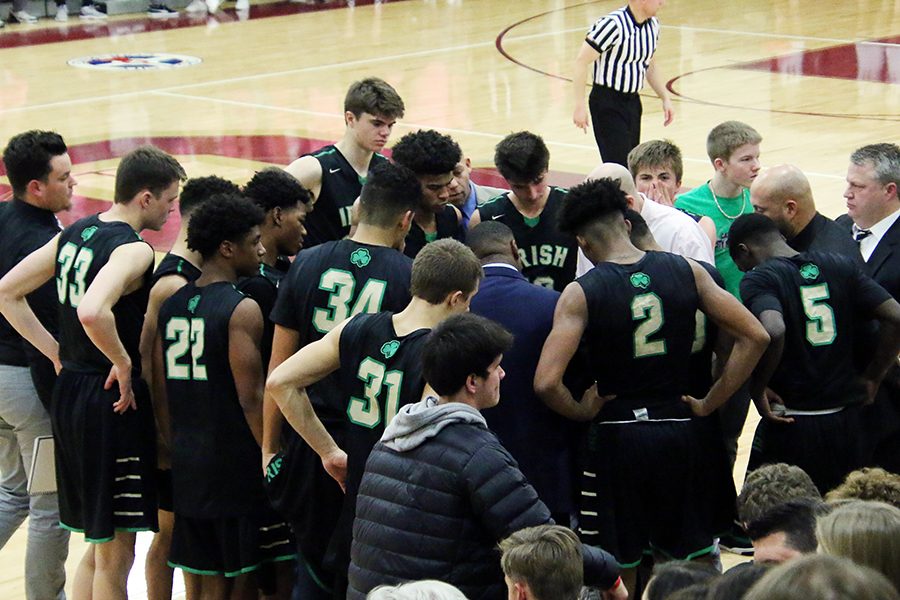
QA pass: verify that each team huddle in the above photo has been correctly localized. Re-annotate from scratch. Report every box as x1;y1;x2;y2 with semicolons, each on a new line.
0;73;899;600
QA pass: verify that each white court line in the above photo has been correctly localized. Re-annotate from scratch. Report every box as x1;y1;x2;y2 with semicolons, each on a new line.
152;89;845;180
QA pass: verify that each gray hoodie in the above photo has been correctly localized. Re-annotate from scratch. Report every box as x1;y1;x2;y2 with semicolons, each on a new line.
381;395;486;452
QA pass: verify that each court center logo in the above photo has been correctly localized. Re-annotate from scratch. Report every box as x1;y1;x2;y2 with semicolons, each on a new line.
68;53;202;71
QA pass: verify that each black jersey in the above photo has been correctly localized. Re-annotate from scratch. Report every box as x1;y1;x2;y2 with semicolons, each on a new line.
237;261;289;368
303;145;388;248
151;252;201;287
579;252;698;416
271;239;413;419
740;252;891;410
159;281;265;518
403;205;465;259
56;215;152;375
688;260;726;397
476;187;577;291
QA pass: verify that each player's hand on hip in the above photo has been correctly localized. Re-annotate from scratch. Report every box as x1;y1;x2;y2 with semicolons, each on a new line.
573;105;590;132
861;378;880;406
580;383;614;420
662;98;674;126
322;448;348;493
759;390;794;424
681;394;712;417
106;362;137;414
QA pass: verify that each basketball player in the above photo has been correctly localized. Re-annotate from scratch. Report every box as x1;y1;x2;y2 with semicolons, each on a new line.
285;77;404;247
262;161;421;599
0;145;186;599
534;178;768;592
471;131;577;291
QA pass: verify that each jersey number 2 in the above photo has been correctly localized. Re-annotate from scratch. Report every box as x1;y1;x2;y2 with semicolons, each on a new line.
632;293;667;358
347;357;403;428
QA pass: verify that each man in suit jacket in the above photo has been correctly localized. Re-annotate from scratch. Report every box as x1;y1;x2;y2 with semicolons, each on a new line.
449;155;507;229
750;164;860;261
467;221;577;523
837;143;900;472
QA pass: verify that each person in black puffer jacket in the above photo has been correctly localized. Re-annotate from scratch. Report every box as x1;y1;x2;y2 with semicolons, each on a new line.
348;313;623;600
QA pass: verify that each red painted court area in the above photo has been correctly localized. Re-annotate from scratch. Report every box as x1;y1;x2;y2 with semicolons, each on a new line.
739;35;900;84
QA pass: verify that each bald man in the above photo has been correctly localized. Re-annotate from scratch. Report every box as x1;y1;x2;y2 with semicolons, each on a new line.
576;163;713;275
750;164;859;261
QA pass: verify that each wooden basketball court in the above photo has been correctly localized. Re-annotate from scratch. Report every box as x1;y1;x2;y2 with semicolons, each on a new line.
0;0;897;596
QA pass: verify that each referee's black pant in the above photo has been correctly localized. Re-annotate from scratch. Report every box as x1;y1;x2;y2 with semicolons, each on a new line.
589;85;642;167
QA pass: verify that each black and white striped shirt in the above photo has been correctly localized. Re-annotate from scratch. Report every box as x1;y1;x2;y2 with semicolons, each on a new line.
585;5;660;94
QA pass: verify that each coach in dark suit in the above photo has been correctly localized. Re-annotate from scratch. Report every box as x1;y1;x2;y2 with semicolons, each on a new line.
750;164;860;261
837;143;900;473
467;222;577;522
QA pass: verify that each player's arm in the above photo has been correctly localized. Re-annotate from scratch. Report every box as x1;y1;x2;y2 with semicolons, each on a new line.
150;330;172;468
266;320;347;489
139;275;189;384
645;57;674;126
0;234;62;370
263;325;300;468
572;41;600;132
229;298;266;447
468;207;483;229
683;262;769;416
535;282;609;421
78;242;155;414
747;309;793;423
862;297;900;401
285;155;323;203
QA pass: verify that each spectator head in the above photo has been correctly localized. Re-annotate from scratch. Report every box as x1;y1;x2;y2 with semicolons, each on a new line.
705;563;769;600
367;580;467;600
422;313;512;406
845;143;900;229
815;500;900;590
627;139;684;199
643;561;719;600
744;554;899;600
2;130;73;210
745;498;826;565
826;467;900;508
705;121;762;189
499;525;583;600
736;463;822;526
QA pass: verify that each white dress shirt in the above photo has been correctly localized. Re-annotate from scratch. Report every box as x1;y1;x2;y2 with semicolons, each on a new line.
856;207;900;262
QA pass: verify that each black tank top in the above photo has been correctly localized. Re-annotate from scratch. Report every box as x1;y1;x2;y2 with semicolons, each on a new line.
151;252;201;287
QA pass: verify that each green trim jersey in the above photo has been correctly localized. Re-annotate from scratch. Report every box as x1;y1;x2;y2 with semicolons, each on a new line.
56;214;152;374
303;145;388;248
740;252;891;410
675;184;753;299
476;187;577;291
151;253;202;287
159;281;265;518
237;260;289;369
578;252;698;415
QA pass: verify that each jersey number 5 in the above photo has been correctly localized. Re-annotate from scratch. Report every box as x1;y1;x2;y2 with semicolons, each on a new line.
313;269;387;333
800;284;836;346
165;317;208;381
347;357;403;428
56;242;94;308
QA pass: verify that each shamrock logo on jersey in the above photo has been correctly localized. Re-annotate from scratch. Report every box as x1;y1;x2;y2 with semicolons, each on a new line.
187;295;201;314
380;340;400;359
80;226;98;242
630;272;651;289
351;248;372;268
799;263;820;281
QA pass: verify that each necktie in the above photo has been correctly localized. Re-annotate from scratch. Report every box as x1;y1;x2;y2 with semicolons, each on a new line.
854;228;872;243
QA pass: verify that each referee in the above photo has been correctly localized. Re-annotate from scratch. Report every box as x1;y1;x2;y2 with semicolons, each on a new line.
572;0;674;166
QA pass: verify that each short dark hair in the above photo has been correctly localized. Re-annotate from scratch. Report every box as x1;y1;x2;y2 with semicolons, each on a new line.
745;498;827;553
423;313;513;396
114;146;186;204
410;239;482;304
391;130;461;176
2;130;68;197
179;176;241;216
706;563;769;600
358;162;422;227
187;192;265;259
244;168;311;213
645;561;720;600
738;463;822;525
466;221;515;260
558;178;628;237
624;208;653;247
344;77;405;119
499;525;582;600
727;213;783;260
494;131;549;183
